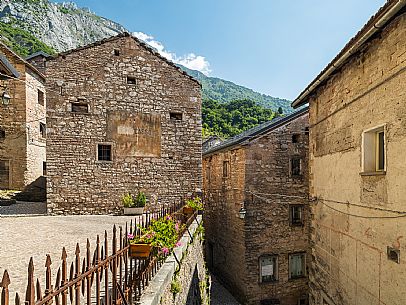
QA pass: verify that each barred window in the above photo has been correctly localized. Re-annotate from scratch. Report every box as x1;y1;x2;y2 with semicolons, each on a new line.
97;144;112;161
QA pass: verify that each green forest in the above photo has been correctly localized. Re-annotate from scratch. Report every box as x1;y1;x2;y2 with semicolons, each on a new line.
202;99;282;139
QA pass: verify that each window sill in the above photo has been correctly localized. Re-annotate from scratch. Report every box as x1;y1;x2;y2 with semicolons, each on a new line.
259;280;279;285
290;223;304;227
360;171;386;176
289;275;306;280
95;160;113;164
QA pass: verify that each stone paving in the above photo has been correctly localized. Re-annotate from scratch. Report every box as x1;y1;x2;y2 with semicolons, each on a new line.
0;215;135;299
210;275;241;305
0;201;47;215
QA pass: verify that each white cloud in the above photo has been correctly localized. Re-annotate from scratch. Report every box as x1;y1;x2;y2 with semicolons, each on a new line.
133;31;211;75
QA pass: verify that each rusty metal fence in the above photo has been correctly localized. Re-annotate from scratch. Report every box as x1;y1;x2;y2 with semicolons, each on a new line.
0;202;197;305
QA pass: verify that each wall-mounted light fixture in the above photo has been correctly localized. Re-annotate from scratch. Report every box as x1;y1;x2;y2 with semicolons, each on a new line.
2;89;11;105
239;202;247;219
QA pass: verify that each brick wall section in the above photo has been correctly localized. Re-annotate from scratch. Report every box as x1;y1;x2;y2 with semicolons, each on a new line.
307;13;406;305
0;44;45;190
203;111;309;305
45;35;202;214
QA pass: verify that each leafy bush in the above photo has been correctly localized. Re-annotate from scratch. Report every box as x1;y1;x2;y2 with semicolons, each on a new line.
186;197;203;211
170;278;181;295
122;191;146;208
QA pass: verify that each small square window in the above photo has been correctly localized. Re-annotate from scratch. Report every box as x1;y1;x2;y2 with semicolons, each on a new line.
170;112;183;120
304;127;309;135
38;89;45;106
291;157;301;176
127;76;136;85
289;252;306;279
114;49;120;56
223;160;230;178
39;122;46;138
71;102;89;113
97;144;112;161
387;247;400;264
260;255;278;282
292;134;300;143
290;205;304;226
362;126;385;173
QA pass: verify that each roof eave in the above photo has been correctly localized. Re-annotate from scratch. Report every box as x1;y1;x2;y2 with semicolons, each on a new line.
292;0;406;108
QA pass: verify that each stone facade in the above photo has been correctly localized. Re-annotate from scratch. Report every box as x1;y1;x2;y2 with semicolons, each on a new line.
293;8;406;305
44;33;202;214
203;108;309;305
0;42;46;191
139;216;210;305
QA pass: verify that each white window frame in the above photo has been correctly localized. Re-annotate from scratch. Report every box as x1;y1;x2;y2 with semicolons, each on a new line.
361;124;386;174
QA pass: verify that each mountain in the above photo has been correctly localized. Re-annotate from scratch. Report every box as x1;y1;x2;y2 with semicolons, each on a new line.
178;65;292;113
0;0;292;113
0;0;126;55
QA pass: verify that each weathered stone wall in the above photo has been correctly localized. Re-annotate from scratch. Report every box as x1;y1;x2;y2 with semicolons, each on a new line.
244;114;309;305
203;111;309;305
45;34;202;214
307;13;406;305
0;43;45;191
25;68;46;186
139;216;209;305
203;148;248;302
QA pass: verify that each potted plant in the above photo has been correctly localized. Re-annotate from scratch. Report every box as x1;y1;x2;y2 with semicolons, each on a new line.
183;197;203;215
123;191;146;215
128;214;184;259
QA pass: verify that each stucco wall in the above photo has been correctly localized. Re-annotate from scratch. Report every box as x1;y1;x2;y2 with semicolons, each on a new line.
308;13;406;305
45;35;202;214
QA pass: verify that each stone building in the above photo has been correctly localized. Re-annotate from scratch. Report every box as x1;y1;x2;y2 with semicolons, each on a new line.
203;107;309;305
43;32;202;214
0;41;46;191
291;1;406;305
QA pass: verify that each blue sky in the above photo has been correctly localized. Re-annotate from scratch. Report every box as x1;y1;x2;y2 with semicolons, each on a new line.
55;0;385;100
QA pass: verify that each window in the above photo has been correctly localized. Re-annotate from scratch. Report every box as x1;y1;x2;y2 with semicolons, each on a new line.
126;76;136;85
43;161;47;176
260;255;278;282
304;127;309;135
289;252;306;279
0;160;10;189
291;157;301;176
223;160;230;178
298;296;308;305
387;247;400;264
39;122;46;138
0;128;5;141
71;102;89;113
170;112;183;120
290;205;304;226
362;125;385;173
97;144;112;161
38;89;45;106
292;134;300;143
114;49;120;56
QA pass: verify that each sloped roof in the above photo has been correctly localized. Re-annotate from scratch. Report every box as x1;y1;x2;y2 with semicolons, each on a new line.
46;32;201;87
0;53;20;79
26;51;50;60
292;0;406;108
0;41;46;81
203;106;309;156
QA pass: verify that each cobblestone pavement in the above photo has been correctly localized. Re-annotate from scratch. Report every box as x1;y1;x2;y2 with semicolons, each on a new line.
210;275;241;305
0;201;47;215
0;215;135;299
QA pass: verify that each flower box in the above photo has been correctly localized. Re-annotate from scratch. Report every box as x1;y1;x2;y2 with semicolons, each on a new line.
183;206;194;215
129;243;153;259
123;207;144;215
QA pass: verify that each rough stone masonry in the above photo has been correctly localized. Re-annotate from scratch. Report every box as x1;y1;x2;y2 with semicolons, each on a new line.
43;32;202;215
